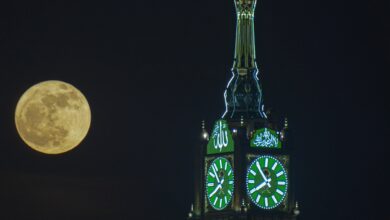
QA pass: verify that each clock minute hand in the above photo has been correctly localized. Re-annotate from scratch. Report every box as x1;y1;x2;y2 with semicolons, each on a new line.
209;184;221;197
256;161;268;182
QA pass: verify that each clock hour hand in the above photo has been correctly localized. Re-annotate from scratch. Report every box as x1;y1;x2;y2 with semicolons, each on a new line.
209;184;222;197
212;165;220;184
209;177;225;198
250;181;267;194
249;177;272;194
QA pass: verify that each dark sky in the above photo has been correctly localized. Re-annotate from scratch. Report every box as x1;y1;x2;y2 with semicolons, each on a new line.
0;0;388;219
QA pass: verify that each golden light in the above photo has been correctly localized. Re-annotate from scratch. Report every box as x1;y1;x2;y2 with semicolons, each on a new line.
15;80;91;154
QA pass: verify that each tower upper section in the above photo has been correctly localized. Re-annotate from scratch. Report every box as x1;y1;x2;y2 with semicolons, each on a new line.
223;0;266;120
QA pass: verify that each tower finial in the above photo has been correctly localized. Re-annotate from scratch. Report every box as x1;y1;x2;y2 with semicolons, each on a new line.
223;0;266;119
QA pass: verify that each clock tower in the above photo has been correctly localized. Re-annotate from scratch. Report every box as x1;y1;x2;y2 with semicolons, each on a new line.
188;0;300;219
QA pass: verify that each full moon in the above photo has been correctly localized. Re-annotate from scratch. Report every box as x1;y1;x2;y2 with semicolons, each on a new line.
15;80;91;154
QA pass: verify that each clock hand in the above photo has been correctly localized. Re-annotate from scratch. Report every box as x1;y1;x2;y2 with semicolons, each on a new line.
249;177;272;194
249;181;267;194
209;184;222;197
266;178;271;188
256;161;268;182
218;178;225;194
212;165;220;184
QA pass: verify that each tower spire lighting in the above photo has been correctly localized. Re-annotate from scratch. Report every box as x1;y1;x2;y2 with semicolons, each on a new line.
190;1;298;219
223;0;266;119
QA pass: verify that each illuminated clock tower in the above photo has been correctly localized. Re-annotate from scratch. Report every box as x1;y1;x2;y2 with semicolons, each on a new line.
188;0;300;219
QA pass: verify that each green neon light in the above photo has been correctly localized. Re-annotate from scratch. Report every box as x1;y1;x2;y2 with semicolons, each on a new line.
246;155;288;209
206;157;234;210
250;128;281;148
207;120;234;154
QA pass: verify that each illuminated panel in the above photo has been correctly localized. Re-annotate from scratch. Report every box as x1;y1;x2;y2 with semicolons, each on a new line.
250;128;281;149
207;120;234;154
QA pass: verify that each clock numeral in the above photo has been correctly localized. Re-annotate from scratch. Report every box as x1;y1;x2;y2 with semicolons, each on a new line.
207;183;214;187
265;158;268;167
276;171;284;177
219;159;222;169
213;163;218;172
272;162;277;171
228;190;232;196
214;197;218;206
209;172;215;178
224;161;227;170
256;194;261;203
228;169;232;176
248;179;255;184
229;180;234;185
224;196;228;205
265;197;268;207
250;169;256;176
277;181;286;185
219;198;222;207
276;189;284;195
272;195;277;204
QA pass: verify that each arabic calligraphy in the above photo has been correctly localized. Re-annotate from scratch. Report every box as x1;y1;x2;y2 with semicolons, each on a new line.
252;128;280;148
212;120;229;151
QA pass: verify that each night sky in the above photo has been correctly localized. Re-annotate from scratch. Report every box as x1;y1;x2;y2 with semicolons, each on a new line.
0;0;388;219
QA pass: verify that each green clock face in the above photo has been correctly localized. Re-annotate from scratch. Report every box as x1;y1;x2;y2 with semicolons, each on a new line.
206;157;234;210
246;156;288;209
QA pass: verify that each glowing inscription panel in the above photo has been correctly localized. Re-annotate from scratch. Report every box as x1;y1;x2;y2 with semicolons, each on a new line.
207;120;234;154
246;156;288;209
250;128;281;148
206;157;234;211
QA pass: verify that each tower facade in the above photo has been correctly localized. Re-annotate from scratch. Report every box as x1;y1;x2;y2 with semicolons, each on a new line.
189;0;299;219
